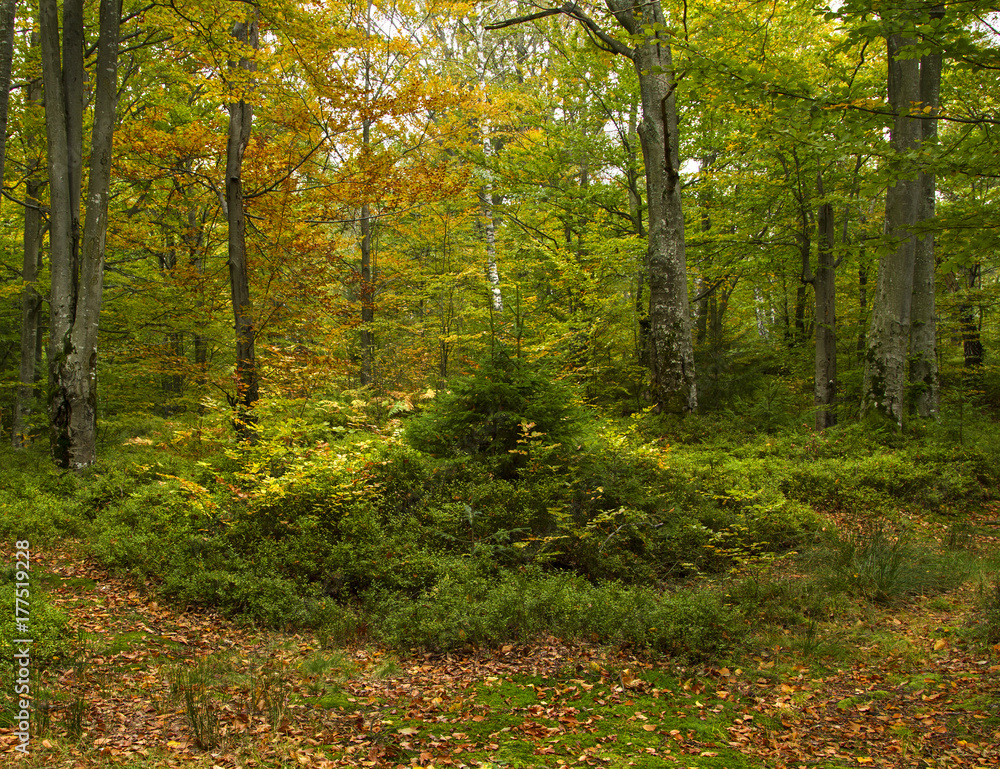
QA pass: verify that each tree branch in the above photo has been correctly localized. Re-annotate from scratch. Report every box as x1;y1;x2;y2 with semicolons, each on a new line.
484;2;634;60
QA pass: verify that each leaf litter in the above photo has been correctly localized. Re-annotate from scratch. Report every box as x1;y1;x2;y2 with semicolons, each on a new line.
2;538;999;769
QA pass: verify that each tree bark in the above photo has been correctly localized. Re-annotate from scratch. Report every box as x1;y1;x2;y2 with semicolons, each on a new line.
359;196;375;387
41;0;120;468
814;197;837;430
479;185;503;314
226;14;259;441
13;57;45;448
0;0;16;189
861;33;921;427
607;0;696;412
908;20;941;418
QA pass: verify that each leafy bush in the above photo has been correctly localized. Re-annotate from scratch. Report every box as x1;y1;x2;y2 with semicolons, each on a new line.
369;566;743;659
405;353;585;476
0;446;85;544
0;569;71;728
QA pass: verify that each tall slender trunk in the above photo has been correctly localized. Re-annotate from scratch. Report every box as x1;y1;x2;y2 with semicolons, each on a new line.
856;261;868;361
959;265;982;368
0;0;16;188
225;13;259;441
13;61;45;448
479;185;503;314
359;195;375;387
908;17;942;418
861;33;921;427
814;196;837;430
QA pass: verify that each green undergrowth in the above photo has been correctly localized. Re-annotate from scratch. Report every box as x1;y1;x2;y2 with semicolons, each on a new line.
1;379;998;659
0;561;73;729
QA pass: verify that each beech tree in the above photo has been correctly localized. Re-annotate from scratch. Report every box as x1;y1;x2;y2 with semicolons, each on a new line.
12;34;44;448
861;16;934;426
40;0;120;468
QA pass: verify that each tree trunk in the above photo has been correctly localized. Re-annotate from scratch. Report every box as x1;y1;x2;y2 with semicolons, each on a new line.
41;0;120;468
861;33;921;427
856;261;868;362
226;14;259;441
908;21;942;418
959;265;982;368
359;196;375;387
479;185;503;314
12;60;45;448
814;198;837;430
0;0;16;188
608;0;696;412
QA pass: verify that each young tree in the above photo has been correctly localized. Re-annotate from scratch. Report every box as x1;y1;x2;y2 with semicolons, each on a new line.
225;9;260;441
12;37;45;448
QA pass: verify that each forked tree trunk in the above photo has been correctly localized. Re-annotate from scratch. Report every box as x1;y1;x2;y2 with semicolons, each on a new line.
40;0;120;468
485;2;697;410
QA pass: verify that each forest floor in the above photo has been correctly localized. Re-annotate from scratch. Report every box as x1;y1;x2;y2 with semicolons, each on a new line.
3;522;1000;769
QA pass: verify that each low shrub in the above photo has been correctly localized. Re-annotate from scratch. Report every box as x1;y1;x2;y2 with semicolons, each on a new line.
369;566;744;659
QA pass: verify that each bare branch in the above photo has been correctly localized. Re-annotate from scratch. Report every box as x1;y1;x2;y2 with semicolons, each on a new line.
485;2;634;60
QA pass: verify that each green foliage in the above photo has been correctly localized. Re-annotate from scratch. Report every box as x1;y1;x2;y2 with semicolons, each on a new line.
0;446;85;543
370;565;743;660
0;568;71;729
966;575;1000;647
405;353;584;476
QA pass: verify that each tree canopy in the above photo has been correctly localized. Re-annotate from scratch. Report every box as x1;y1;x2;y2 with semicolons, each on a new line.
1;0;999;462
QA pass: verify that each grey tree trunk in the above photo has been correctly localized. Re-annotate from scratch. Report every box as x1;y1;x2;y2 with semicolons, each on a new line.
908;29;941;418
226;15;259;441
13;61;45;448
0;0;15;187
41;0;120;468
607;0;696;412
861;33;921;427
484;3;695;408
